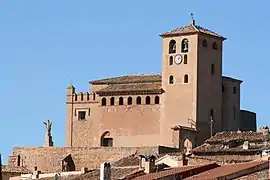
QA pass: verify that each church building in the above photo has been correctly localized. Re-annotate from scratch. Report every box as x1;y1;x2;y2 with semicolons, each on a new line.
65;19;256;151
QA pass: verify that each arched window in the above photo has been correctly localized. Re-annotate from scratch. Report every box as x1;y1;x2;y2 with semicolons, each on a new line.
184;74;188;83
203;39;208;47
87;93;90;100
119;97;123;105
211;64;215;75
110;97;115;105
145;96;151;105
212;42;217;50
181;39;189;52
169;56;173;66
136;96;141;104
169;75;174;84
210;108;214;120
169;39;176;54
155;96;160;104
101;97;106;106
128;97;132;105
184;54;188;64
101;131;113;147
74;94;77;101
222;84;225;92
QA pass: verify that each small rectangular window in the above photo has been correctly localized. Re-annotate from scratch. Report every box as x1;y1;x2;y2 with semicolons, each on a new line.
211;64;215;75
78;111;86;120
233;86;236;94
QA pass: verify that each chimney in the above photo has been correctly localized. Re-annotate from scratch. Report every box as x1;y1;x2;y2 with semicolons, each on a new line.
81;167;88;174
32;167;41;179
243;141;249;150
144;155;156;174
139;155;146;169
100;162;111;180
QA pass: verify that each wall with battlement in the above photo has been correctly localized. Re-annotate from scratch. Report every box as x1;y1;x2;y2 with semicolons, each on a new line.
8;146;159;173
66;85;161;147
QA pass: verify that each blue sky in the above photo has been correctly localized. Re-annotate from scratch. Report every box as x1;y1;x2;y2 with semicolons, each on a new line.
0;1;269;163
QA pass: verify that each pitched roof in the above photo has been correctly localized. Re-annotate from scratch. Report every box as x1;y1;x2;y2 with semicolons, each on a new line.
185;160;269;180
96;82;163;95
222;76;243;83
192;143;266;155
2;165;32;174
131;163;219;180
113;155;140;167
160;20;226;40
90;74;162;85
38;167;140;180
204;131;264;144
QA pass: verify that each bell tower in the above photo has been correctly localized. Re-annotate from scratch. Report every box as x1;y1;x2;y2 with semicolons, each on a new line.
159;19;226;147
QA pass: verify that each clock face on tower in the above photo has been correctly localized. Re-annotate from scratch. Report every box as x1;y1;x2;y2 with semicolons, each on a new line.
174;54;182;64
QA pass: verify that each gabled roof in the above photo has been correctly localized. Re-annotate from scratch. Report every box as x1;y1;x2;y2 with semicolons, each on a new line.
160;20;226;40
90;74;161;85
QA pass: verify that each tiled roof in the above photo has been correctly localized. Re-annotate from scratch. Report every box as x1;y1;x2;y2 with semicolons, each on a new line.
131;163;219;180
234;168;269;180
90;74;161;85
192;143;266;154
205;131;264;144
160;21;225;40
2;165;32;174
96;82;163;95
39;167;139;180
185;160;269;180
222;76;243;83
113;155;140;167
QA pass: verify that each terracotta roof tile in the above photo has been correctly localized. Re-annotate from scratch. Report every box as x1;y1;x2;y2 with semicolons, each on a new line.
193;143;266;154
131;163;219;180
2;165;32;174
96;82;162;95
185;160;269;180
113;155;140;167
90;74;161;85
39;167;140;180
160;23;225;40
234;168;269;179
205;131;264;144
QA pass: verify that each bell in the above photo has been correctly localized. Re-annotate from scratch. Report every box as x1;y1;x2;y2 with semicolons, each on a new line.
183;45;188;52
172;44;176;51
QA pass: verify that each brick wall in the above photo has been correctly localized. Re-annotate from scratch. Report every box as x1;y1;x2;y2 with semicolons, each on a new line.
8;147;158;173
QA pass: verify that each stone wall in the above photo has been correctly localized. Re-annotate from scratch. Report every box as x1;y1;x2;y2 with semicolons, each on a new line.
8;147;158;173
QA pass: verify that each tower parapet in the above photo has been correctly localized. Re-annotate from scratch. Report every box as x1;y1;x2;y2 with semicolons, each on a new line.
66;85;98;104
